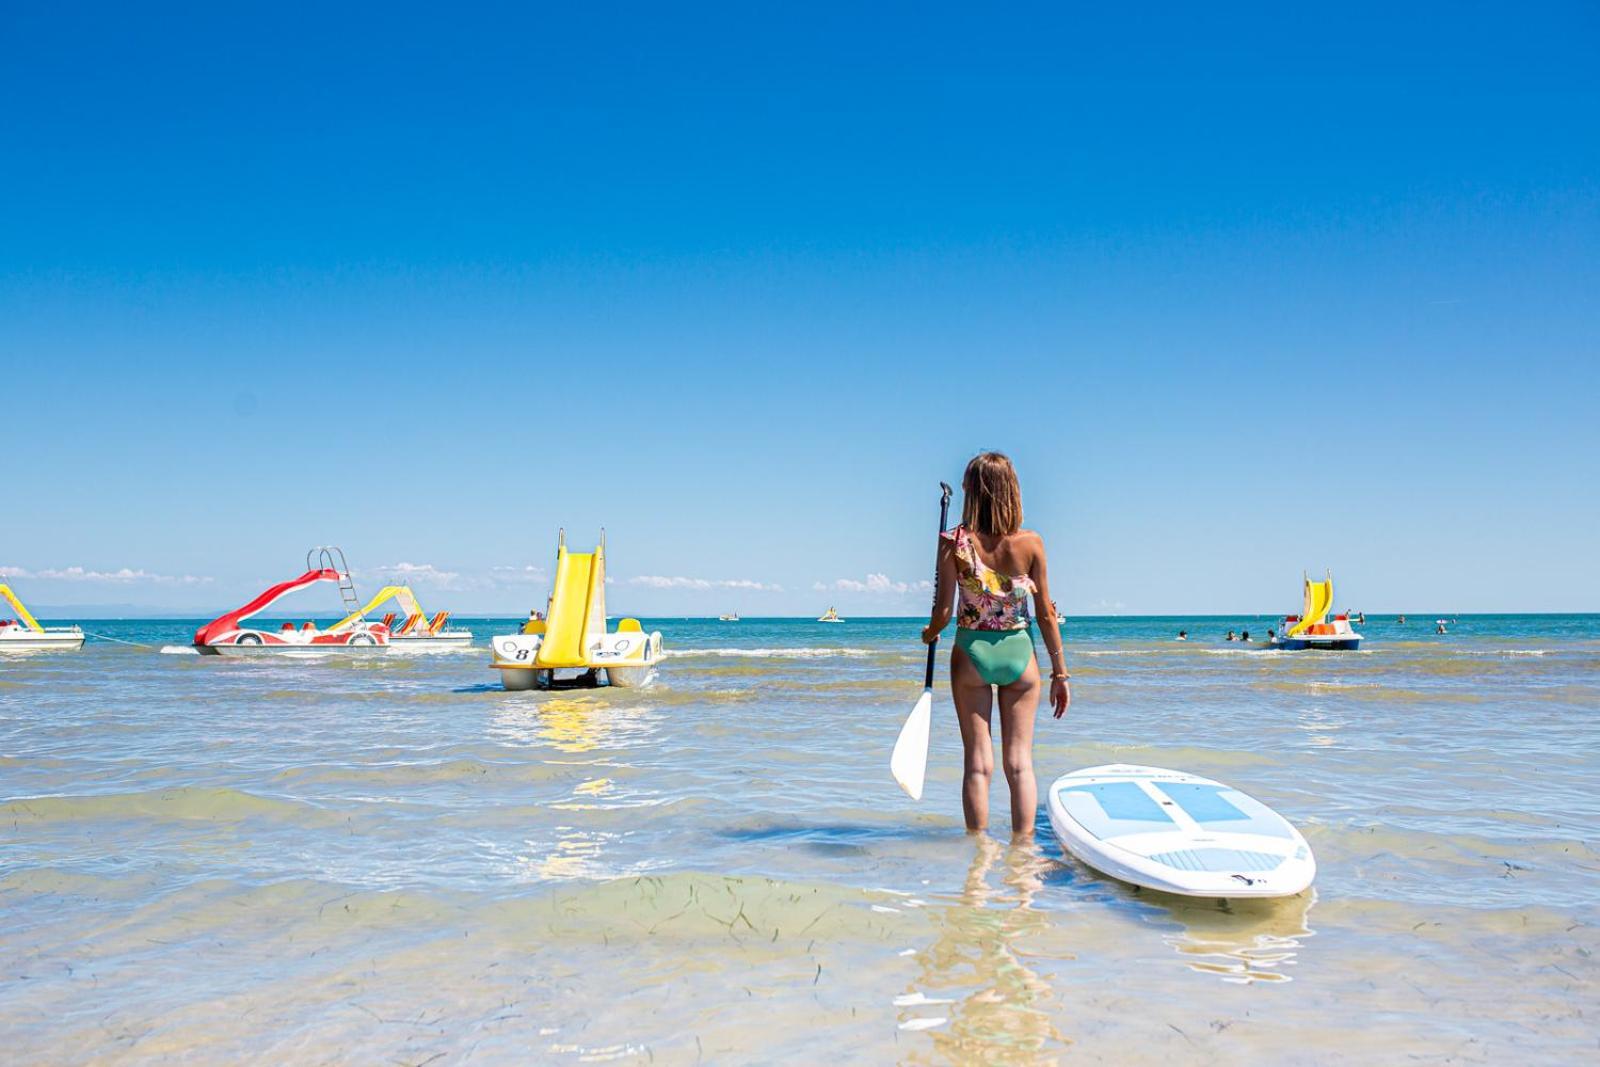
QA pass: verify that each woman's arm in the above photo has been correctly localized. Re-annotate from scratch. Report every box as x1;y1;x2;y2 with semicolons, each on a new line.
921;536;957;643
1029;536;1071;717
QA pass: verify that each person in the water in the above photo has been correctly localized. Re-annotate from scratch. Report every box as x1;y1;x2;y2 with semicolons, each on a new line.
922;452;1069;838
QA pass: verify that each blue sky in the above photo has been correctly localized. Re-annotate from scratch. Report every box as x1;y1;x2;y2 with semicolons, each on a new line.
2;2;1596;615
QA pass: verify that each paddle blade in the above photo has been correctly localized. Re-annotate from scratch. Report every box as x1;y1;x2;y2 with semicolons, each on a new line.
890;688;934;800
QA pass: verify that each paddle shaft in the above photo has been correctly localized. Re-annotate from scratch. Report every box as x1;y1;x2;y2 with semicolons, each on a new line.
923;482;954;689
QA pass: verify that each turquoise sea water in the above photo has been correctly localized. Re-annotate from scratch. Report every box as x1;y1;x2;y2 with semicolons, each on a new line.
3;614;1597;1063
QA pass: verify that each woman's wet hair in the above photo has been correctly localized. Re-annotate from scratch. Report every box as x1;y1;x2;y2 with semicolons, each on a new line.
961;452;1023;536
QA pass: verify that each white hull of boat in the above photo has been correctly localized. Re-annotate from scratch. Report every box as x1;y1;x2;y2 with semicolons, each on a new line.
197;643;392;656
1271;633;1362;651
492;630;662;691
604;662;656;688
495;663;659;690
389;630;475;650
0;628;85;652
195;630;390;656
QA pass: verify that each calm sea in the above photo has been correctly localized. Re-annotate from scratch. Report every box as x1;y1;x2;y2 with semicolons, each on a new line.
3;615;1596;1063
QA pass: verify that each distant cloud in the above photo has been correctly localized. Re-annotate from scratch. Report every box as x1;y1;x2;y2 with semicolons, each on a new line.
349;562;556;594
628;575;783;592
366;562;465;590
0;565;212;584
490;564;548;584
815;573;932;595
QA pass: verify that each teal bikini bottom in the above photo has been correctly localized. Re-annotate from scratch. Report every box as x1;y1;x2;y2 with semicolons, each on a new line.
954;626;1036;686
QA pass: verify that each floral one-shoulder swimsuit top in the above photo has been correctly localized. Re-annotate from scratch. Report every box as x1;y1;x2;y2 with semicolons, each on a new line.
943;526;1036;631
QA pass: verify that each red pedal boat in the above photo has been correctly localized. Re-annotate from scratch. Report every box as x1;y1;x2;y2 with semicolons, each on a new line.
193;547;389;654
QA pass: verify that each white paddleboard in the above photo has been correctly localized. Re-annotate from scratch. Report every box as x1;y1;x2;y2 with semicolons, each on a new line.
1047;765;1315;898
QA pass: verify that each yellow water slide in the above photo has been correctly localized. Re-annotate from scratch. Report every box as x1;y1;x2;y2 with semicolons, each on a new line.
328;585;426;633
535;535;608;668
0;585;45;633
1285;572;1335;638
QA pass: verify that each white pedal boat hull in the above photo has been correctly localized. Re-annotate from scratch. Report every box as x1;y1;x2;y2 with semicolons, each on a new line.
389;630;475;650
0;627;85;652
195;630;390;655
491;630;663;690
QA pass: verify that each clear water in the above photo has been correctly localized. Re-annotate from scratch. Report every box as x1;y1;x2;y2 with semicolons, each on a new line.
3;615;1596;1063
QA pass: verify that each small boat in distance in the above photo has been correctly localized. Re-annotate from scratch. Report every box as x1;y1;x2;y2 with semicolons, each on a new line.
817;606;845;623
1271;571;1362;651
0;584;84;651
718;611;740;622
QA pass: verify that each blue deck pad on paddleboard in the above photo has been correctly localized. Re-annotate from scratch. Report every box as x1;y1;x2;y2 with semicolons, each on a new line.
1160;782;1296;839
1149;847;1286;873
1055;782;1175;838
1047;765;1317;898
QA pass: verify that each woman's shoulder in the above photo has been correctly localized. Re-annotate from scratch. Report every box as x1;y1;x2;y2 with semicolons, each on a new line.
1013;529;1047;566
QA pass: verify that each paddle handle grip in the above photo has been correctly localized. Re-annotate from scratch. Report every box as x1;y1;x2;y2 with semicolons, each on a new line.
924;482;953;689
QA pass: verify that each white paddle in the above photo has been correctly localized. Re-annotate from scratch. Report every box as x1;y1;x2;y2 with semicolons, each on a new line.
890;481;953;800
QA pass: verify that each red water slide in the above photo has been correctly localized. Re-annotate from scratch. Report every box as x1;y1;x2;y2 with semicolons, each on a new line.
193;568;339;646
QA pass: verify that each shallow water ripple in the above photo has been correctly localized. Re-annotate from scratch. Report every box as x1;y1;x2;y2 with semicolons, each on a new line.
2;615;1597;1063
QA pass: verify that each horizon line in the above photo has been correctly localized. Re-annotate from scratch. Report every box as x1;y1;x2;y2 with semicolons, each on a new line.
23;610;1598;622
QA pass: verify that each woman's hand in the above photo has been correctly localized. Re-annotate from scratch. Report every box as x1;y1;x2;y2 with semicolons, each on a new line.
921;623;941;644
1050;677;1070;718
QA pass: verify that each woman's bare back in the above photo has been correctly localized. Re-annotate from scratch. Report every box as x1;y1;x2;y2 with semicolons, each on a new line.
964;528;1043;579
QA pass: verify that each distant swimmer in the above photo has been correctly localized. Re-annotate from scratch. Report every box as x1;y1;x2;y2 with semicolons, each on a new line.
1398;615;1407;624
1240;630;1251;643
1225;630;1237;642
1436;620;1448;635
1266;628;1276;642
1176;630;1188;641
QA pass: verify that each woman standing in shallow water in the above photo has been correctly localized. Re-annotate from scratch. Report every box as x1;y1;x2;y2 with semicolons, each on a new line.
922;452;1070;838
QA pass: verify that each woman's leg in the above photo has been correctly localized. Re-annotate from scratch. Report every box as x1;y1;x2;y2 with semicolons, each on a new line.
997;653;1042;838
950;643;995;832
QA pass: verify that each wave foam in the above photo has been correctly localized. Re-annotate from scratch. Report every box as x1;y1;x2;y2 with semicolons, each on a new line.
1452;649;1549;657
663;647;878;659
1075;649;1164;657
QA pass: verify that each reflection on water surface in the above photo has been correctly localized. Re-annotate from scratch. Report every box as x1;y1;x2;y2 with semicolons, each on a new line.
1;616;1595;1062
